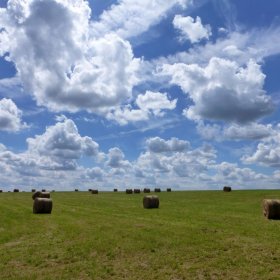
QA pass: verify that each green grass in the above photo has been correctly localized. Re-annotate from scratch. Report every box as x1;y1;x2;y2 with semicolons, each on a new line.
0;190;280;279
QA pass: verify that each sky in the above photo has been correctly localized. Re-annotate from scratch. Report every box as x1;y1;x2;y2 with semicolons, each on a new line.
0;0;280;191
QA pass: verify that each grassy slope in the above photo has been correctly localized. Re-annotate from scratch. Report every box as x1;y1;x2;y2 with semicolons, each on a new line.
0;190;280;280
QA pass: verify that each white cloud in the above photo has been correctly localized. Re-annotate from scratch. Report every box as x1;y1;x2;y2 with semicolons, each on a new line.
161;57;273;123
106;91;177;125
136;91;177;116
242;127;280;167
106;147;131;169
1;0;140;114
197;121;273;141
173;15;211;43
27;118;99;160
147;137;189;153
0;98;26;132
91;0;191;39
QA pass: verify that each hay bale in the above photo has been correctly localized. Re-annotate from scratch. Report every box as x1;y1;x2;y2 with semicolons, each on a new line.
134;189;141;194
13;189;19;192
126;189;133;194
223;186;231;192
75;189;79;192
154;188;161;193
91;189;98;194
263;199;280;220
31;189;36;192
143;188;150;193
33;198;53;214
114;188;118;192
32;191;51;200
166;188;172;192
143;195;159;209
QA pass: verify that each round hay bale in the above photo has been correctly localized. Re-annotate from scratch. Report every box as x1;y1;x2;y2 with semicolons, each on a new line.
13;189;19;192
91;189;98;194
126;189;133;194
143;195;159;209
113;188;118;192
33;198;53;214
134;189;141;194
223;186;231;192
32;191;51;200
31;189;36;193
154;188;161;193
143;188;150;193
167;188;172;192
263;199;280;220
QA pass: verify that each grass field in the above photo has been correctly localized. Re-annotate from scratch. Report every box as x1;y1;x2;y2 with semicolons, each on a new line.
0;190;280;280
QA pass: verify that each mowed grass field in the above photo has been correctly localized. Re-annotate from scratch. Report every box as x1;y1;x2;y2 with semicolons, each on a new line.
0;190;280;280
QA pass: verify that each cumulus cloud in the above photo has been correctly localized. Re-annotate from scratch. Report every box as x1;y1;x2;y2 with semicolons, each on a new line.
161;57;273;123
106;91;177;125
91;0;191;39
0;98;26;132
106;147;131;169
27;118;99;160
242;127;280;167
173;15;211;43
197;121;273;141
0;0;139;114
213;162;267;184
147;137;189;153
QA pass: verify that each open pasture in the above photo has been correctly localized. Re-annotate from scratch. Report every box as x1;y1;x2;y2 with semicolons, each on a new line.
0;190;280;279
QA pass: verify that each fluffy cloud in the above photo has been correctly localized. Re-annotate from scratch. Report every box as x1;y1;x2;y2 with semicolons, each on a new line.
27;118;99;162
197;121;273;141
147;137;189;153
0;98;26;132
213;162;267;184
106;147;131;169
161;57;273;123
173;15;211;43
242;128;280;167
91;0;191;39
106;91;177;125
0;0;139;114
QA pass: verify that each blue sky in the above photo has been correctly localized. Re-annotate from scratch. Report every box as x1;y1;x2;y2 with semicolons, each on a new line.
0;0;280;191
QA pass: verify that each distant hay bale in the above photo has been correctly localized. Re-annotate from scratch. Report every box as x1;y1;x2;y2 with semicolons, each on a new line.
263;199;280;220
126;189;133;194
223;186;231;192
31;189;36;193
154;188;161;193
114;188;118;192
91;189;98;194
33;198;53;214
32;191;51;200
75;189;79;192
134;189;141;194
167;188;172;192
143;195;159;209
144;188;150;193
13;189;19;192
